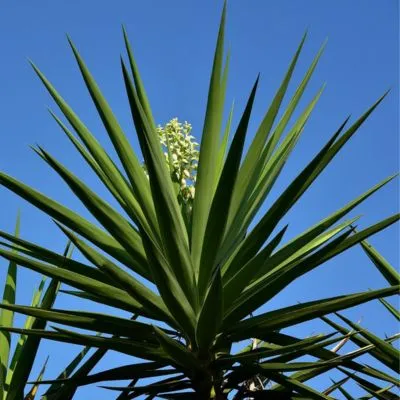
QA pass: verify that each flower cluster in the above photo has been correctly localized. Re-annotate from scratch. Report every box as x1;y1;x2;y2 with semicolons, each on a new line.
156;118;199;202
142;118;199;203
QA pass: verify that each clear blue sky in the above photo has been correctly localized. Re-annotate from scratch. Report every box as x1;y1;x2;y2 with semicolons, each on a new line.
0;1;398;398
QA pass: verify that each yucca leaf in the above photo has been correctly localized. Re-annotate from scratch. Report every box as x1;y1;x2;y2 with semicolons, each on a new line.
23;357;48;400
121;60;197;310
101;375;190;395
67;39;162;240
196;267;223;352
226;285;399;341
230;32;307;222
58;289;141;314
35;146;147;263
0;172;147;278
227;94;387;276
42;343;94;397
0;249;147;317
262;40;326;166
267;331;399;387
153;326;200;372
43;348;107;400
30;62;159;237
321;315;398;374
5;277;46;391
0;304;170;342
215;100;234;184
268;373;332;400
122;27;155;126
379;298;400;321
360;239;400;285
358;384;397;400
322;377;350;396
224;117;347;278
214;50;232;187
336;384;356;400
56;223;173;324
225;60;326;254
37;362;172;387
339;371;399;400
0;326;166;363
216;333;335;366
48;110;147;230
336;313;399;370
223;224;288;308
0;214;20;390
198;76;259;298
237;214;400;320
0;234;110;285
0;361;4;400
225;220;355;323
228;85;325;247
191;2;227;277
248;174;396;284
138;232;197;342
6;278;59;400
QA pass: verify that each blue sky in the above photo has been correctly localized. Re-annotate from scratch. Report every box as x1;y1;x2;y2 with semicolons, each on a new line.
0;0;398;398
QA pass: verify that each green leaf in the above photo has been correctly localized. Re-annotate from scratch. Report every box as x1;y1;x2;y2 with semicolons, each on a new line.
122;26;155;126
230;32;307;222
0;214;20;389
358;384;397;400
24;357;48;400
339;371;399;400
38;362;171;388
67;38;161;241
321;315;398;374
379;298;400;321
226;285;399;341
227;93;388;277
268;372;332;400
336;312;399;371
43;348;107;400
0;172;146;278
152;326;200;372
42;342;94;397
216;332;335;366
35;146;148;266
56;224;173;324
0;326;166;362
0;232;111;285
223;224;288;308
6;277;46;387
224;85;325;257
121;60;196;310
360;239;400;285
6;278;59;400
191;2;227;277
249;174;396;284
30;60;160;239
225;219;356;323
198;76;259;298
0;303;167;343
0;249;147;317
267;331;399;388
322;377;350;396
48;110;145;230
196;267;223;352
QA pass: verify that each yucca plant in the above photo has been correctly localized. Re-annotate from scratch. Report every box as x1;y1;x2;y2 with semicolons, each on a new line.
0;2;398;399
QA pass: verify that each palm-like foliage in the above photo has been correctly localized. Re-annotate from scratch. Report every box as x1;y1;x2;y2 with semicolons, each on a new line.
0;3;398;399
